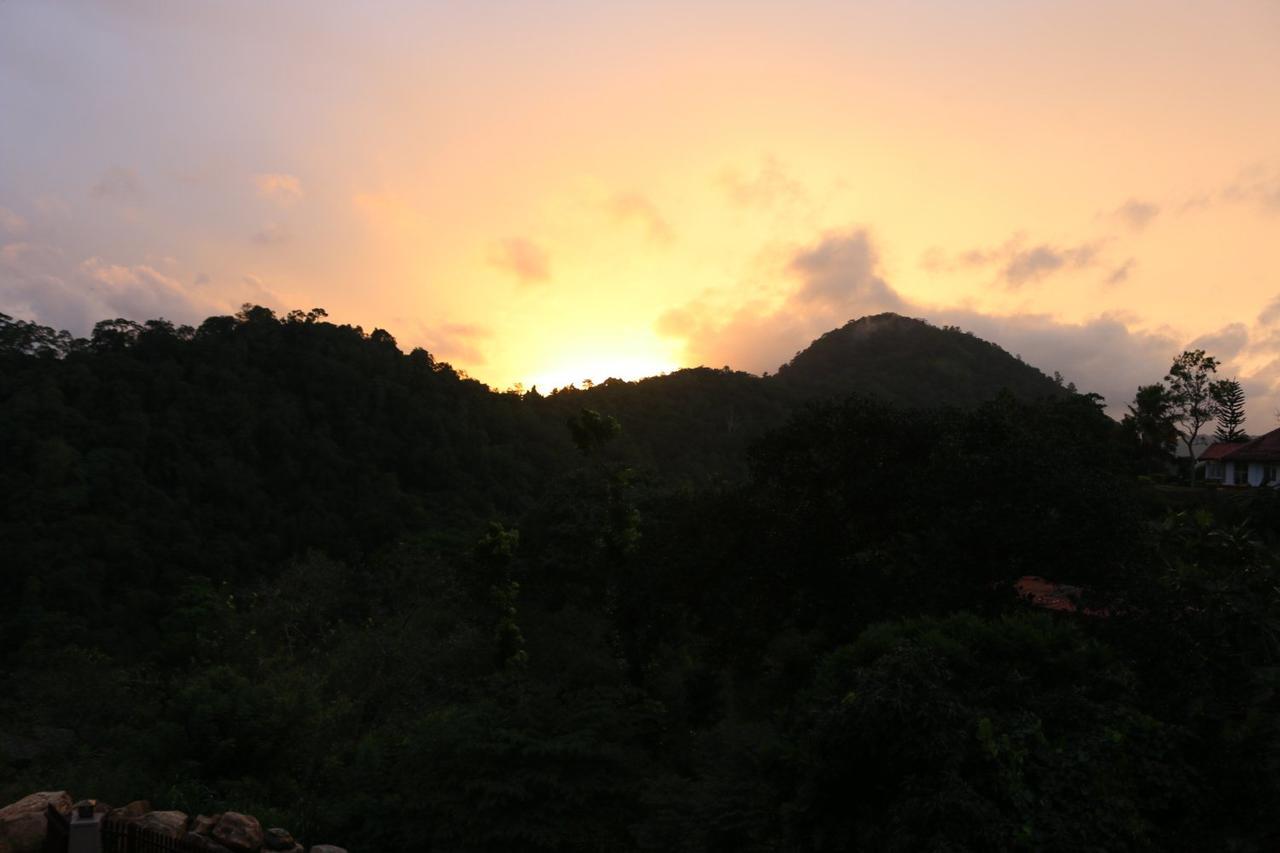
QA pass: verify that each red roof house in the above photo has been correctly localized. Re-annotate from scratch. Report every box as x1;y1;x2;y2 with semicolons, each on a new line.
1199;426;1280;486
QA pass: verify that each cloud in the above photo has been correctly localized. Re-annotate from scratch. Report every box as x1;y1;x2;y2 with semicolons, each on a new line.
1190;323;1249;359
251;222;292;245
490;237;550;284
1222;164;1280;213
718;156;807;209
608;193;673;243
254;173;303;206
657;227;1183;414
1114;199;1160;231
1003;243;1100;287
418;320;492;365
0;238;217;333
789;229;905;313
238;274;280;307
924;235;1104;288
1257;294;1280;326
1105;258;1136;286
657;230;904;376
0;207;26;234
89;167;144;202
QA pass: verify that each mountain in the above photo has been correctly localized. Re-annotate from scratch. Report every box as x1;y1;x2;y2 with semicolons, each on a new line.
545;313;1069;479
770;312;1066;408
3;307;1276;851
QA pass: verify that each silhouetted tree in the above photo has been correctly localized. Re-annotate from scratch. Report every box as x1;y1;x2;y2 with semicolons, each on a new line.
567;408;621;455
1123;383;1178;454
1213;378;1248;443
1165;349;1221;482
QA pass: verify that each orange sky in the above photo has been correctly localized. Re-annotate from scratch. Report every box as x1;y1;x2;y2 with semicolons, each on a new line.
2;0;1279;416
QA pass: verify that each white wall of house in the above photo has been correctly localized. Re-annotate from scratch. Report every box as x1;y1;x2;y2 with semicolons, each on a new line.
1223;461;1278;487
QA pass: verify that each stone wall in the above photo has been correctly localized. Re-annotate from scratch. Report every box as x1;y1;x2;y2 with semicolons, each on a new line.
0;792;347;853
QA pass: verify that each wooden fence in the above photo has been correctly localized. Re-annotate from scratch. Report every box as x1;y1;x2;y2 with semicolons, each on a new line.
45;805;209;853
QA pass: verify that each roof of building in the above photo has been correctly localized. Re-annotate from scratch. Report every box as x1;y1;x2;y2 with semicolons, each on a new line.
1200;427;1280;463
1199;442;1240;462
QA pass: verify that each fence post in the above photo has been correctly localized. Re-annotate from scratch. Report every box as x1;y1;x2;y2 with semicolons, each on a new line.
68;802;103;853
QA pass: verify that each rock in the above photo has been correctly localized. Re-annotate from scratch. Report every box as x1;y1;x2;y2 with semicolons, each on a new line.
191;838;234;853
190;814;219;836
108;800;150;823
263;827;296;850
0;792;73;853
211;811;263;853
309;846;348;853
139;810;189;839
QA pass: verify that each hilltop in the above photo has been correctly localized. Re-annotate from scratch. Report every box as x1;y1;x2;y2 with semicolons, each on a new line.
771;312;1065;408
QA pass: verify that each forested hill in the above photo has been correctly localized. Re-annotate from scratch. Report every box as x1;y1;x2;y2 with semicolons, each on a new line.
6;306;1277;851
0;305;1077;641
0;307;1071;499
542;312;1068;477
772;312;1065;407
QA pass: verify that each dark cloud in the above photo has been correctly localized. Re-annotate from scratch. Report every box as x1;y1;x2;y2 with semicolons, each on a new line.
1222;165;1280;213
931;309;1177;411
1105;258;1136;286
490;237;550;284
1191;323;1249;359
608;193;673;243
658;227;1186;415
89;167;144;202
1003;243;1100;287
1258;294;1280;326
923;235;1104;288
1114;199;1160;230
789;229;905;313
656;230;902;375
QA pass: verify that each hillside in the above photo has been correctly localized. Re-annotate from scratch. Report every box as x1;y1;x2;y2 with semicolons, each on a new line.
550;313;1070;479
771;312;1065;407
3;307;1278;851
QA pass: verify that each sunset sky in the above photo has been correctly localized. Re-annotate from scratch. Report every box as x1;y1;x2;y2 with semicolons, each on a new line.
2;1;1279;417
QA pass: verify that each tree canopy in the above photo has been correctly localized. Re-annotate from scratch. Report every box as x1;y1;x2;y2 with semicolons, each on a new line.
2;308;1278;851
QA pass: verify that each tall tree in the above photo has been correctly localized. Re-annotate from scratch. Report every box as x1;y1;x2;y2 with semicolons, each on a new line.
1212;379;1248;443
1165;349;1220;483
1123;383;1178;454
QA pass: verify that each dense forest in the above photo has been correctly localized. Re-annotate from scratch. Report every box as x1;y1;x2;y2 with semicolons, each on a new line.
2;306;1278;851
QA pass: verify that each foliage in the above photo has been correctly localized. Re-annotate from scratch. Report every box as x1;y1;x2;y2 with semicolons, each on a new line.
1212;378;1248;443
1122;382;1178;456
1164;349;1221;479
2;307;1278;851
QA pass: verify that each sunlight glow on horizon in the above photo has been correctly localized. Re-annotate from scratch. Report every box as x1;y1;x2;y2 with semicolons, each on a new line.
2;0;1279;416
